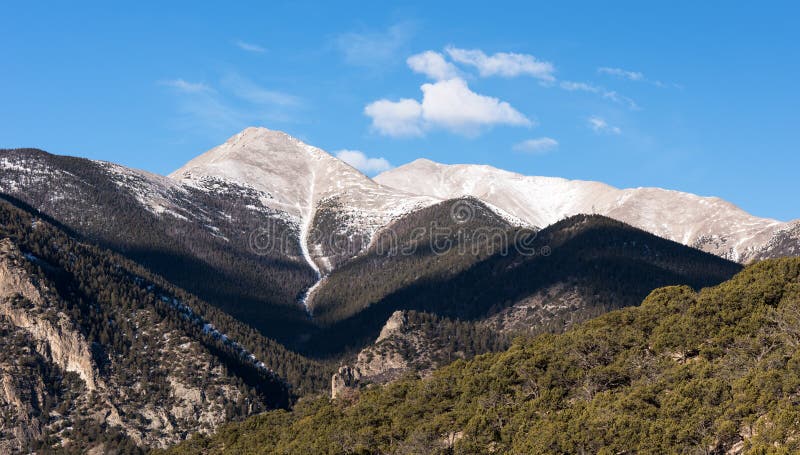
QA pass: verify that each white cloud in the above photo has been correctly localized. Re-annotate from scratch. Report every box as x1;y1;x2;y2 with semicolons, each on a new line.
598;66;644;81
336;23;413;68
335;150;392;174
235;40;266;53
420;78;531;132
365;78;531;137
588;116;621;135
160;79;212;93
364;98;424;137
513;137;558;154
407;51;459;80
222;73;301;107
445;46;555;82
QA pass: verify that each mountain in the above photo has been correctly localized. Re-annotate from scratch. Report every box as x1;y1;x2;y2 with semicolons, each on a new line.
0;129;443;346
162;257;800;454
0;128;784;452
375;158;800;263
0;130;752;358
0;198;335;452
170;127;438;275
0;146;317;345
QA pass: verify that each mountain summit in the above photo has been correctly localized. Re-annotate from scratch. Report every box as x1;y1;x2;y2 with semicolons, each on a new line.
170;127;434;220
170;127;437;274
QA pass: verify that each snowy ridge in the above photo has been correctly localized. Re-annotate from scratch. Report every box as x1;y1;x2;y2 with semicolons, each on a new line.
376;158;797;263
95;160;190;220
157;293;275;377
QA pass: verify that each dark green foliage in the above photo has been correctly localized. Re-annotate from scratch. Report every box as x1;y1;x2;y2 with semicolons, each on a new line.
162;258;800;454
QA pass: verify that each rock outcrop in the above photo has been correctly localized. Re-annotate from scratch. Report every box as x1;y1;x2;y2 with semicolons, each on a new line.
330;310;500;399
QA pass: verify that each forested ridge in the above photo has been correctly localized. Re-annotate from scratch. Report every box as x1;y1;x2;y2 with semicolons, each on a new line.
0;198;340;452
164;257;800;454
0;197;332;396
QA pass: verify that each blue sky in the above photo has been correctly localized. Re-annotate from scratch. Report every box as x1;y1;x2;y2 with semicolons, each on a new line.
1;1;798;220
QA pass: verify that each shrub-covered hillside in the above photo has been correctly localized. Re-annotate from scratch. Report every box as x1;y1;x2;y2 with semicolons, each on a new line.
164;257;800;454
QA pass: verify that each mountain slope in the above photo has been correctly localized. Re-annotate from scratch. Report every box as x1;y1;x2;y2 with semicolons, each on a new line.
0;199;331;452
299;213;741;358
376;158;800;262
163;257;800;454
0;147;317;344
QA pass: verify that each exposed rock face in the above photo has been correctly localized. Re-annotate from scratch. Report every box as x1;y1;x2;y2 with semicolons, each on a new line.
331;366;361;400
481;283;595;335
0;239;99;390
330;310;496;398
376;310;407;343
330;311;414;399
0;237;269;452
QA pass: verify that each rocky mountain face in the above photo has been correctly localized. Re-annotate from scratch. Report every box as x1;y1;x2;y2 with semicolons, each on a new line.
375;158;800;263
0;238;249;452
0;199;330;452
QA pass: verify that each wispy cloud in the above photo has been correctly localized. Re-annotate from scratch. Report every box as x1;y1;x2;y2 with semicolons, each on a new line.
160;74;301;134
588;116;621;135
513;137;558;154
234;40;266;53
560;80;639;110
445;46;555;82
365;78;531;137
159;79;212;93
222;73;301;107
335;22;414;68
334;149;392;174
559;81;598;92
598;66;679;88
598;67;643;81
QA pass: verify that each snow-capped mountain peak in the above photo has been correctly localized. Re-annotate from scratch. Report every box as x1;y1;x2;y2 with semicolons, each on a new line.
170;127;431;218
170;127;439;275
